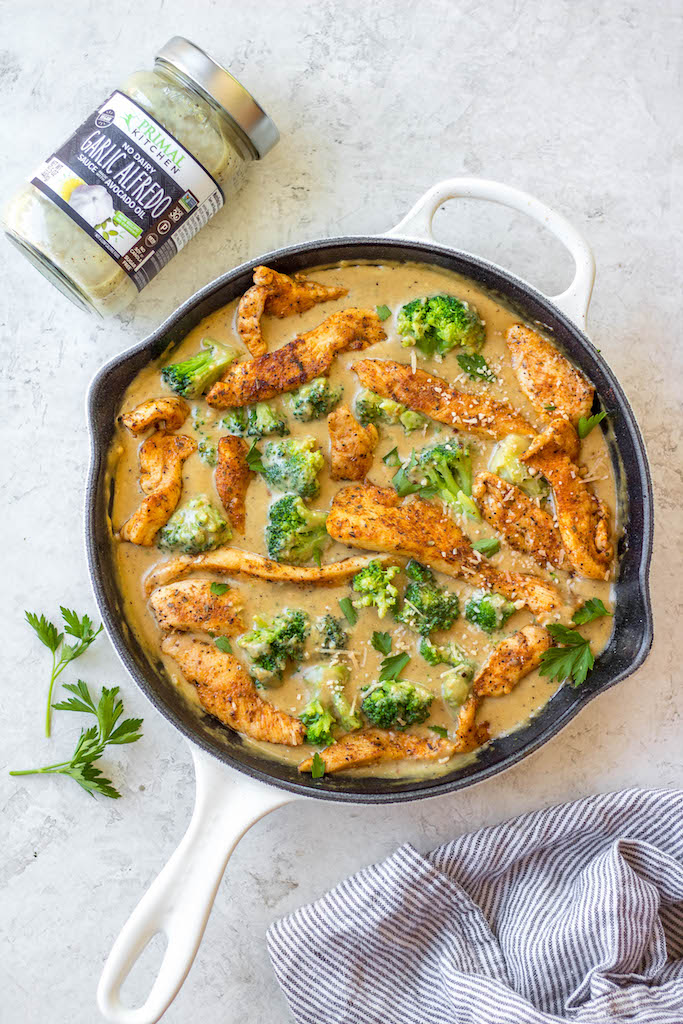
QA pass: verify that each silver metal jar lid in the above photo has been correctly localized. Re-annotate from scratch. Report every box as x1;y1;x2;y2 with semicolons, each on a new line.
155;37;279;160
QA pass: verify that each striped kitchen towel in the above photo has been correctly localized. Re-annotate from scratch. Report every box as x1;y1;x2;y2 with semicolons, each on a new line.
267;789;683;1023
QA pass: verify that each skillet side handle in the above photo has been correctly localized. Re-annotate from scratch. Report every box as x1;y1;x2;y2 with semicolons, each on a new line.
97;747;297;1024
385;178;596;329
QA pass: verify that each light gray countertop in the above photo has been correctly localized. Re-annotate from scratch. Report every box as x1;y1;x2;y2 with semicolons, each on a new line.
2;2;681;1022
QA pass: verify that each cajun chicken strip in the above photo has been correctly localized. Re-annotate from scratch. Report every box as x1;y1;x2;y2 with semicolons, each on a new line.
145;548;394;595
521;418;613;580
298;729;456;774
206;308;386;408
326;483;563;619
473;471;567;570
119;396;190;435
215;436;253;532
506;324;594;425
149;580;244;636
328;404;378;480
162;634;305;745
352;359;535;439
237;265;348;356
119;432;196;546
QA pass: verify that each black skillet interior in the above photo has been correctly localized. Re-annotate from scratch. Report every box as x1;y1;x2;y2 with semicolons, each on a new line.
85;237;654;803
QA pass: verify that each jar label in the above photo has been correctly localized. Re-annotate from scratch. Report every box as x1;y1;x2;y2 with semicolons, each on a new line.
30;90;224;292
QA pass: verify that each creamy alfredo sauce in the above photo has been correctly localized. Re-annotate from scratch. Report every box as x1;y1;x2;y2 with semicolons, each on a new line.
107;261;617;778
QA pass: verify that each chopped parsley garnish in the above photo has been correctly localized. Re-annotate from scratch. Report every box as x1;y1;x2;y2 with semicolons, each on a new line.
210;582;229;596
429;725;448;739
371;631;392;655
311;752;326;778
472;537;500;556
383;446;401;467
572;598;612;625
539;624;594;687
456;352;496;383
339;597;358;626
378;651;411;682
376;304;391;321
578;411;608;439
244;440;265;472
215;636;233;654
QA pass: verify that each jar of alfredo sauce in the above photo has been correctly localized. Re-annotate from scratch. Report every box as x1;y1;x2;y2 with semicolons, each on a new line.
3;37;279;317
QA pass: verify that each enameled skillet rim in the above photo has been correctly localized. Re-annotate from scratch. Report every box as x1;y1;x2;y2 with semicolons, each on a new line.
85;235;654;803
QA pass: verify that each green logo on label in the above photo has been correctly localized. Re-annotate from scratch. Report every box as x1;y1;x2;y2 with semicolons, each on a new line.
120;112;185;168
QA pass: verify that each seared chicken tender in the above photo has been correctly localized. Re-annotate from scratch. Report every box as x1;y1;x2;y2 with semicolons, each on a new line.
506;324;594;425
207;309;387;408
328;404;378;480
326;483;563;620
352;358;535;439
237;265;348;356
119;396;190;435
473;471;568;570
149;580;244;636
521;418;613;580
145;548;394;595
215;436;253;533
162;634;305;745
298;729;456;774
119;431;196;546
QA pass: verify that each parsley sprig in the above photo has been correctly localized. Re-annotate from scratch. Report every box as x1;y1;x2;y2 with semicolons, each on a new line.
25;608;103;736
10;681;143;798
572;598;611;625
457;352;496;382
578;411;608;439
378;651;411;682
539;624;594;687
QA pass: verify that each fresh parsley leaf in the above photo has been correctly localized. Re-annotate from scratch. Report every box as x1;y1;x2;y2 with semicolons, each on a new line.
544;403;556;412
11;680;143;799
577;411;608;439
245;440;265;473
572;598;612;625
430;725;448;739
339;597;358;626
456;352;496;382
371;631;392;655
383;446;401;467
311;752;325;778
210;582;229;596
472;537;500;556
378;651;410;682
392;458;421;497
25;611;62;653
376;304;391;321
215;636;233;654
539;625;594;687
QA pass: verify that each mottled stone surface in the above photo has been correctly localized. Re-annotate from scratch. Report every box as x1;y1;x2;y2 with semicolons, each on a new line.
1;2;681;1022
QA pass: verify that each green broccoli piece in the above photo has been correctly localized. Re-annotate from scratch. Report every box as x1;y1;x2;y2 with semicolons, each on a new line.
290;377;344;421
331;690;362;732
407;438;480;520
261;437;325;498
488;435;548;499
247;402;289;438
237;608;309;685
157;494;231;554
351;560;401;619
303;662;362;733
197;437;217;466
361;680;433;728
441;666;474;714
465;590;516;632
299;698;336;747
314;615;349;655
354;389;428;434
397;295;485;357
218;408;248;436
265;494;329;564
161;338;239;398
397;560;460;635
418;637;472;670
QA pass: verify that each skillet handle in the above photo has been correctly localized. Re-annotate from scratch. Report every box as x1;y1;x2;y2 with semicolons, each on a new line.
385;178;596;329
97;746;297;1024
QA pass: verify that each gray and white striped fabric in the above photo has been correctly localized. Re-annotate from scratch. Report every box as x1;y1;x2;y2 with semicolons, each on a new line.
267;789;683;1023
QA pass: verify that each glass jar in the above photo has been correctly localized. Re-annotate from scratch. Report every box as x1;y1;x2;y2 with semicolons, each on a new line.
3;37;279;317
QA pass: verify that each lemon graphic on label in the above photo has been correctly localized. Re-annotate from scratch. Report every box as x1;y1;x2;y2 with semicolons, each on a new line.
60;177;85;201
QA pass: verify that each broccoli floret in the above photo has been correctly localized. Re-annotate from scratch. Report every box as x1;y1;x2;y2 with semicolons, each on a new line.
351;560;400;619
354;389;428;434
407;438;480;520
247;402;289;438
331;690;362;732
465;590;516;632
157;494;231;554
303;662;361;733
290;377;343;421
488;435;548;499
397;295;485;357
197;437;217;466
265;494;329;564
361;680;433;728
218;408;248;436
261;437;324;498
418;637;470;668
397;559;460;635
441;666;474;714
315;615;349;655
238;608;309;684
299;698;336;747
161;338;239;398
